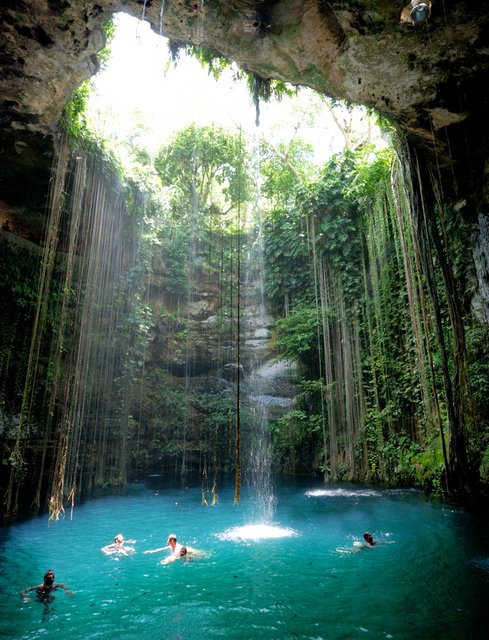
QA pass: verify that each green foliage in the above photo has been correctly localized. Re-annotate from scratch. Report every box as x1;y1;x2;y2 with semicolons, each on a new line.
380;432;422;482
171;43;233;80
170;43;296;103
259;138;315;208
271;409;321;474
347;146;394;207
440;202;481;311
275;302;320;367
151;223;191;298
409;445;446;498
264;149;379;312
466;324;489;417
61;80;94;140
96;16;116;69
154;124;253;229
263;209;310;307
0;243;40;310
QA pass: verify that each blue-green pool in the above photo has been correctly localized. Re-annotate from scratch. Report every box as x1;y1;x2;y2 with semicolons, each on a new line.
1;481;488;639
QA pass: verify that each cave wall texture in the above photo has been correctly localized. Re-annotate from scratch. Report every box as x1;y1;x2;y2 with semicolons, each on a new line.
0;0;488;228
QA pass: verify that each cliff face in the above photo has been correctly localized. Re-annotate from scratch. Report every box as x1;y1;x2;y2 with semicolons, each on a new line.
2;2;489;512
1;1;488;222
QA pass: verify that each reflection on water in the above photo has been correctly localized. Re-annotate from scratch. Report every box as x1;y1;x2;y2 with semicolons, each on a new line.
1;481;488;640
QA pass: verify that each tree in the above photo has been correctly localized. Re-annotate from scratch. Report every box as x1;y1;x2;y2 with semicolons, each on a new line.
259;136;315;209
154;124;253;231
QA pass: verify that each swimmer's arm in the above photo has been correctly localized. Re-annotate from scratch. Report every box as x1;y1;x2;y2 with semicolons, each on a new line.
56;582;74;596
20;585;37;594
144;546;168;554
20;584;40;601
118;546;135;556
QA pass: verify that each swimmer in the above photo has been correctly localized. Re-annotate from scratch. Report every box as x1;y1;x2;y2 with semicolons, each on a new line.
352;531;395;550
144;533;181;556
363;532;376;548
145;533;199;561
161;544;205;565
161;546;189;565
20;569;73;604
101;533;136;556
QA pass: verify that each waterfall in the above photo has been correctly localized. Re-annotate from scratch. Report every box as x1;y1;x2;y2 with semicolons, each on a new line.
242;219;276;521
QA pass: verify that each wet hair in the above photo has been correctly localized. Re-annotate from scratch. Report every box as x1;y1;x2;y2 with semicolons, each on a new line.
44;570;55;582
180;546;187;556
363;532;373;542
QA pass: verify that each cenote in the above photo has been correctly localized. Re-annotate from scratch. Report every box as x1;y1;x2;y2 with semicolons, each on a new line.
2;4;489;639
2;481;489;640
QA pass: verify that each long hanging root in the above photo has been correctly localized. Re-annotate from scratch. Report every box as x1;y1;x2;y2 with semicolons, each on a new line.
48;495;65;523
211;480;219;506
201;468;209;506
234;413;241;505
68;487;76;520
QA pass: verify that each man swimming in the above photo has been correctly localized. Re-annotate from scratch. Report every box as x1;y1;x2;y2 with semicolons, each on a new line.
20;570;73;604
145;533;200;563
363;532;376;547
161;545;188;565
351;531;395;550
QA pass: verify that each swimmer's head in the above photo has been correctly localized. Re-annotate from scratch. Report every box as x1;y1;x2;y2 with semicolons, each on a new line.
167;534;177;544
180;547;187;557
114;534;124;544
363;532;374;544
44;570;55;585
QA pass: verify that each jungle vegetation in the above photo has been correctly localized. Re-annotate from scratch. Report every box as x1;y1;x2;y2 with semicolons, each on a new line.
1;67;489;521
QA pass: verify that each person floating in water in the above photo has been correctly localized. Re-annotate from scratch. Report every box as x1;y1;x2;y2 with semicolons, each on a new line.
145;533;200;562
351;531;395;550
363;532;376;547
20;569;73;604
161;545;189;565
161;543;206;565
101;533;136;556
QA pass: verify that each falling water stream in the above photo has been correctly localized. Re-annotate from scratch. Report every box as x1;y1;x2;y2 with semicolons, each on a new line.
242;217;277;524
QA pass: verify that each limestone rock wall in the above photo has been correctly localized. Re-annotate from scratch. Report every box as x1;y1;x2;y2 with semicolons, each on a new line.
1;3;488;190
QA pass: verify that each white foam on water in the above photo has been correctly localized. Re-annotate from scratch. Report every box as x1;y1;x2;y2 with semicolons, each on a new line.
218;523;298;541
305;488;382;498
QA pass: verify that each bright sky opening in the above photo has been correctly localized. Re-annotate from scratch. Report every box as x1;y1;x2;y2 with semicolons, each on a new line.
86;13;382;165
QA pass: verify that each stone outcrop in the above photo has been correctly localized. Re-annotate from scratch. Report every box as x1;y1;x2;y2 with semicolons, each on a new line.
1;1;488;220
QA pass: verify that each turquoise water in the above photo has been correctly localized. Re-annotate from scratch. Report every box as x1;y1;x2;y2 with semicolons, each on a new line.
1;481;488;640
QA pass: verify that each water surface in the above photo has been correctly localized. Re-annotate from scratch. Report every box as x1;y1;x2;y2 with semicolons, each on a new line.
1;481;488;639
